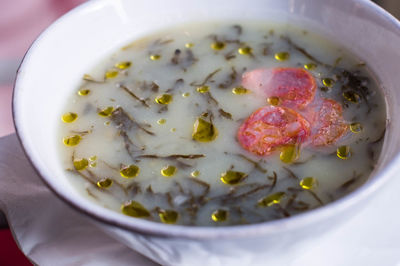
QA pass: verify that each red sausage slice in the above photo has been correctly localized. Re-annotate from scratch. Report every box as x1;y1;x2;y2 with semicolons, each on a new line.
242;68;316;109
237;106;310;156
308;98;348;147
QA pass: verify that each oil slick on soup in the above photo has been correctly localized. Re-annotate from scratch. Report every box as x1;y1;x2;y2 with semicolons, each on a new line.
58;22;386;226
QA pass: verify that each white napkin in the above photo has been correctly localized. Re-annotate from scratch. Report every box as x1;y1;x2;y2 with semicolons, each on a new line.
1;133;400;266
0;134;157;266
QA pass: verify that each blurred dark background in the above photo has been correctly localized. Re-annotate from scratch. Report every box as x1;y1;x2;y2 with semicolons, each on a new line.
373;0;400;18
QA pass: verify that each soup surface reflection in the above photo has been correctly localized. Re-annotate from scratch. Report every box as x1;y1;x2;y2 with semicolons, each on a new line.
58;22;386;226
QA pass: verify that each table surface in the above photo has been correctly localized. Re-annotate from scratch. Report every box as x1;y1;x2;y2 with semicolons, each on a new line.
0;0;399;264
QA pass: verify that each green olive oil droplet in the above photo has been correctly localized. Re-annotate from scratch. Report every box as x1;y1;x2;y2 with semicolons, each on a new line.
97;178;113;188
192;117;218;142
105;70;119;79
267;96;280;106
83;74;93;80
115;61;132;69
232;86;249;95
78;89;91;96
158;209;179;224
61;112;78;123
182;92;190;97
73;158;89;171
211;41;226;50
280;145;300;164
322;78;335;87
88;155;97;167
155;94;173;104
120;165;140;178
343;91;360;103
89;156;97;167
63;135;81;146
258;192;286;207
98;106;114;117
274;52;290;61
170;128;176;132
211;209;228;222
220;170;248;185
196;85;210;93
300;177;318;190
150;54;161;60
337;145;351;160
157;118;166;125
185;43;194;48
350;122;363;133
191;170;200;177
238;46;252;55
161;165;177;177
304;63;317;70
121;201;150;218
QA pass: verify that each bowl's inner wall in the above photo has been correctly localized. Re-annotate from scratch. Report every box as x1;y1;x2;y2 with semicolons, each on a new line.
14;0;400;235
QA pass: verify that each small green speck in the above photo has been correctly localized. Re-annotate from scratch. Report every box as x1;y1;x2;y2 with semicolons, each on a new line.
150;54;161;60
275;52;290;61
337;145;351;160
304;63;317;70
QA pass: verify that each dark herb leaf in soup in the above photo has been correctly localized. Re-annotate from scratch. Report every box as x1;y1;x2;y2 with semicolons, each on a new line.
59;22;386;226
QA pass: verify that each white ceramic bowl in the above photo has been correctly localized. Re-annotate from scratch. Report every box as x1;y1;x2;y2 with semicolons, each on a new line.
13;0;400;265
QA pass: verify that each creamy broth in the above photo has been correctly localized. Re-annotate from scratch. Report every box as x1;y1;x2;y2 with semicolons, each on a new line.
58;22;386;226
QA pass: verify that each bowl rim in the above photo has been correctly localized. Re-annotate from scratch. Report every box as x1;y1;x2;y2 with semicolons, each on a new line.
12;0;400;239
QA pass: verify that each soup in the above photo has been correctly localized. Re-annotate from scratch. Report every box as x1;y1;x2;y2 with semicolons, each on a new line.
58;22;386;226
